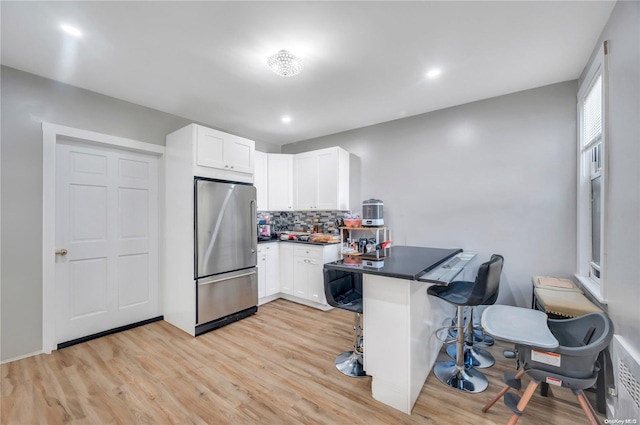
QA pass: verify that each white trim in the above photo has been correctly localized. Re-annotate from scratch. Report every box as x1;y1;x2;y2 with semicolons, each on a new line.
0;350;45;365
41;122;164;354
574;273;607;304
576;41;609;302
578;46;605;99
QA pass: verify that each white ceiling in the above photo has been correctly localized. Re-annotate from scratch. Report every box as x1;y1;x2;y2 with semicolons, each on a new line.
1;1;615;146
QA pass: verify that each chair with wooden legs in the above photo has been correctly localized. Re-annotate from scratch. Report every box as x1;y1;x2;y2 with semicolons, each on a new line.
481;305;613;425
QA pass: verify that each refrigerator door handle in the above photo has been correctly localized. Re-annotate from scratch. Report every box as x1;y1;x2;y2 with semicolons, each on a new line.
250;199;257;253
198;270;257;286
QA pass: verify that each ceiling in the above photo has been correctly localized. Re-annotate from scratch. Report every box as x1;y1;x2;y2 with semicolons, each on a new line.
1;1;615;146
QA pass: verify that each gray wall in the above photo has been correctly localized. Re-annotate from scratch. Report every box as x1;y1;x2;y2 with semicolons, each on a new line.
283;81;578;307
0;66;279;361
581;0;640;395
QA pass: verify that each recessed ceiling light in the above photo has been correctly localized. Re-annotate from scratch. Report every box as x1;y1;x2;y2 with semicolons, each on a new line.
60;24;82;38
426;68;441;79
282;116;292;124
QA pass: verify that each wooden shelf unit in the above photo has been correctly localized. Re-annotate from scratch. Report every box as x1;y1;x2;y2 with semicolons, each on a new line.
339;226;390;256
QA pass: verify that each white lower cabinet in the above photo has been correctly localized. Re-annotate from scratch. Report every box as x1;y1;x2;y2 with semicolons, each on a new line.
279;244;294;295
257;243;279;300
293;246;326;304
258;242;339;308
292;244;340;306
265;247;280;296
293;256;311;299
258;252;267;298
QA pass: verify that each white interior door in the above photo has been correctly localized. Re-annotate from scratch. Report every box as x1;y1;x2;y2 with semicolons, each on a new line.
54;141;159;344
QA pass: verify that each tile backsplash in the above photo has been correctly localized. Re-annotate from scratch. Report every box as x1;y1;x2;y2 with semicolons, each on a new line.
257;211;348;233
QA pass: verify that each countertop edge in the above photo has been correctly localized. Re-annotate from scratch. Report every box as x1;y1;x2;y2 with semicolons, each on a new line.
323;246;463;281
323;262;418;280
258;239;341;247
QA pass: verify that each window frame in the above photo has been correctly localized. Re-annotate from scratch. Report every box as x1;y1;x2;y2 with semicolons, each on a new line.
576;42;608;302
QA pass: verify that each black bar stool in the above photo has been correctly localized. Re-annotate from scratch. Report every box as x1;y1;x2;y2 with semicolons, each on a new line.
446;254;504;368
323;267;366;378
427;254;504;393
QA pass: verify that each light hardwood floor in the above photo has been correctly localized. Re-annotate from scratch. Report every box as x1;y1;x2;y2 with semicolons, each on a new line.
1;299;603;424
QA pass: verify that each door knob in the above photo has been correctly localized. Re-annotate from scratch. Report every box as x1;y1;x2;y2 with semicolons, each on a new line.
55;248;68;256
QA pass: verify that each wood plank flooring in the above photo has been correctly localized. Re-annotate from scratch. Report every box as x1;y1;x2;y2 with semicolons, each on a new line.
1;299;603;424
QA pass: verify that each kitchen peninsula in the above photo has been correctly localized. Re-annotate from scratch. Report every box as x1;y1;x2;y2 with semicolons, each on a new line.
324;246;477;414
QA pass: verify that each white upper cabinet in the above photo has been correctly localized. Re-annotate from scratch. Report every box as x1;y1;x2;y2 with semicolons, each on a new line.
254;151;268;211
316;149;341;210
293;151;317;210
188;124;254;182
267;154;294;211
293;147;349;211
195;127;227;170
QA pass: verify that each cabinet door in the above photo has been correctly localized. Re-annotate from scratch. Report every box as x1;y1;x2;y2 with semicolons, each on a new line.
279;244;294;295
227;135;254;174
293;152;317;210
196;126;227;169
265;245;280;296
267;154;293;211
254;151;268;210
258;253;267;298
315;148;340;210
307;259;326;304
293;256;309;298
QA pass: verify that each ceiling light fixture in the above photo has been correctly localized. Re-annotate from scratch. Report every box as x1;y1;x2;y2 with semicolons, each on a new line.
282;115;292;123
267;50;304;77
60;24;82;38
426;68;441;79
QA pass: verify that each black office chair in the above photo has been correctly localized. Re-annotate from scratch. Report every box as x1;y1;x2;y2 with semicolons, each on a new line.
323;268;366;378
482;311;613;425
427;254;504;393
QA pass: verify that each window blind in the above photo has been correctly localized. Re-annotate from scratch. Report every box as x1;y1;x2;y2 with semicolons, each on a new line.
582;75;602;147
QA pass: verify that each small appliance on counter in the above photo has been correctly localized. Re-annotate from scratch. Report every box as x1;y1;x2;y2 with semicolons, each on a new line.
257;220;272;241
362;199;384;226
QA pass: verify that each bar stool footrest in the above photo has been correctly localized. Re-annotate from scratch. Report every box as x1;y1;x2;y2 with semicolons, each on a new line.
504;392;524;415
504;371;522;390
434;325;457;344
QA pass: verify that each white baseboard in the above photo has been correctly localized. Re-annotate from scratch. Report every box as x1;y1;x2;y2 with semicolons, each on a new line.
258;293;333;311
1;349;44;365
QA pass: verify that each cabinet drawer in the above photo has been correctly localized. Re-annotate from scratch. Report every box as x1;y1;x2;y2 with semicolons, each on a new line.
293;245;323;259
197;268;257;324
257;242;277;255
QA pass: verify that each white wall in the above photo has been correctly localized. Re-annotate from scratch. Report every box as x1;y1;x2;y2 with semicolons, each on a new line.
0;66;280;361
283;81;578;307
580;1;640;417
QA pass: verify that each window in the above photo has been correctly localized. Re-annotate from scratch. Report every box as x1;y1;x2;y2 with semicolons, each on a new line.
576;42;607;300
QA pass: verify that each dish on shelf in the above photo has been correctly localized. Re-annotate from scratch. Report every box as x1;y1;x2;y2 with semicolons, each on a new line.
343;218;362;228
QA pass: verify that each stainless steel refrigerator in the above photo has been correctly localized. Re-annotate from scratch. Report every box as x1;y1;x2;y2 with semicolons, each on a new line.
194;177;257;335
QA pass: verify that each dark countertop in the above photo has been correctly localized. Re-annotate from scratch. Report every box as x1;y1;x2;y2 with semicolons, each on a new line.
323;245;462;280
257;238;340;246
